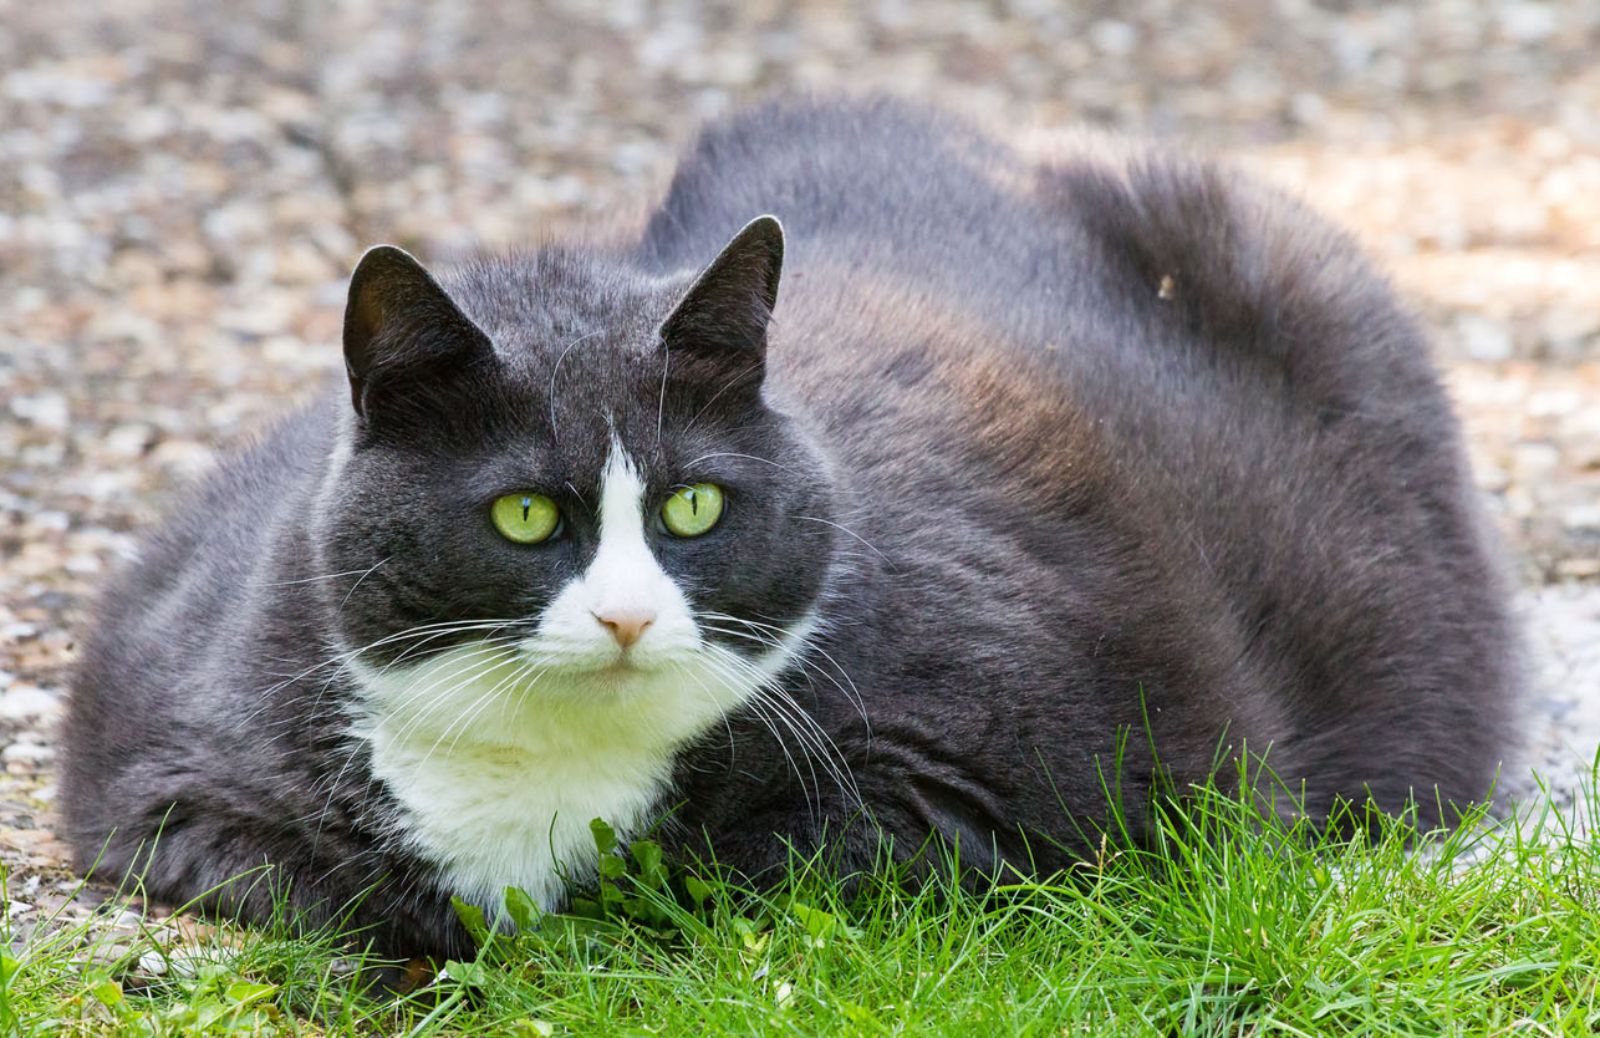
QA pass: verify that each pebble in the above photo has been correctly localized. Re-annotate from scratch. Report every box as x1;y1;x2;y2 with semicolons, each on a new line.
1498;2;1560;42
1512;443;1561;480
0;686;62;721
8;393;71;433
1527;390;1583;418
1562;505;1600;533
1088;20;1139;57
104;424;155;458
2;742;56;765
1557;559;1600;579
1457;315;1516;363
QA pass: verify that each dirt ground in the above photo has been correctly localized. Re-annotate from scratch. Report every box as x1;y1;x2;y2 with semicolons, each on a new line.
3;0;1598;939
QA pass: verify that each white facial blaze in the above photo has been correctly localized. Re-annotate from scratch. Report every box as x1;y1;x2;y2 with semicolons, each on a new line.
351;441;815;917
532;445;701;668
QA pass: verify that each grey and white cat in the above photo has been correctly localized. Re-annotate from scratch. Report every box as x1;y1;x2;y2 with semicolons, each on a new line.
62;99;1519;959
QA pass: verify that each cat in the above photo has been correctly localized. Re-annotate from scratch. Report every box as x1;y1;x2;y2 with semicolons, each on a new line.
61;97;1519;960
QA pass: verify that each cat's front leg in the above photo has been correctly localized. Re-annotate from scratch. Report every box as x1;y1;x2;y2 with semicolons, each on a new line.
108;808;472;962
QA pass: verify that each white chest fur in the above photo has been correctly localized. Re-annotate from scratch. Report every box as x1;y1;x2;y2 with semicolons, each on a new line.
353;646;746;912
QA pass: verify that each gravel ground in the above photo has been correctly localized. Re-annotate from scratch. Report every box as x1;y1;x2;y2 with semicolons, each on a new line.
2;0;1598;944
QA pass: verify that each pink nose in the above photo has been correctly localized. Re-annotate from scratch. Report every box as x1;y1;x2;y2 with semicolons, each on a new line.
592;609;655;649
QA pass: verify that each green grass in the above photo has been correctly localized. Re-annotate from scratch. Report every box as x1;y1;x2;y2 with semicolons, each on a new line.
6;771;1599;1037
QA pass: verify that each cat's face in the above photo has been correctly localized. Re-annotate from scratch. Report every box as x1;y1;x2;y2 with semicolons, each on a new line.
317;219;836;730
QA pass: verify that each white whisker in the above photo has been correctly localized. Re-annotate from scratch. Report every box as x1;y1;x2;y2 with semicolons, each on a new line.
792;514;893;566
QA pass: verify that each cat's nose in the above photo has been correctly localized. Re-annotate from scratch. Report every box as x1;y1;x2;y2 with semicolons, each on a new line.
592;608;656;649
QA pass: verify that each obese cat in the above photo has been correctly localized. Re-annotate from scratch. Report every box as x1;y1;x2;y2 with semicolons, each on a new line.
61;98;1518;958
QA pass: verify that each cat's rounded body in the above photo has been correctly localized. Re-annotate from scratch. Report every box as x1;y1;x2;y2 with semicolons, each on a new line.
62;99;1517;958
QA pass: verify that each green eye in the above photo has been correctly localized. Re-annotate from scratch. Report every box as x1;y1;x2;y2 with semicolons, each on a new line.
661;483;725;538
491;493;560;544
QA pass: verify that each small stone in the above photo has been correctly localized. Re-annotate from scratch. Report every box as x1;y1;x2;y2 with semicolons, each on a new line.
1562;505;1600;533
164;944;238;979
0;623;39;644
8;392;70;432
104;424;154;458
65;554;102;575
2;742;56;765
1288;93;1326;126
1498;2;1558;42
1456;315;1515;363
1089;20;1138;57
1;826;71;858
1528;390;1582;418
0;686;61;721
1511;443;1561;479
1473;463;1510;493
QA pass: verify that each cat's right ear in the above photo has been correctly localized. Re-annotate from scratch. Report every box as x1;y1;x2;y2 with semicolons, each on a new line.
342;245;493;420
658;216;784;392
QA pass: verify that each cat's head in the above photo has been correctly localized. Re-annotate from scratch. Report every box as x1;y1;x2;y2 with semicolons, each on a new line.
316;218;838;738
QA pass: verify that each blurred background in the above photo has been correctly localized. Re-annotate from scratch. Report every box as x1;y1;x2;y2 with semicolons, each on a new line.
1;0;1598;892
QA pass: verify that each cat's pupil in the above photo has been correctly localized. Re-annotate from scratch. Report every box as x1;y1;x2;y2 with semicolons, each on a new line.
520;497;531;521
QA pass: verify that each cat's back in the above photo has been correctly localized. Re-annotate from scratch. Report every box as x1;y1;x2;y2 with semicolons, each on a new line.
639;98;1429;411
638;97;1034;284
642;98;1518;816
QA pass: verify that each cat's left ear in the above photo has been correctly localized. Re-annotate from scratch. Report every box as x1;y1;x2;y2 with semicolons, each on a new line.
660;215;784;375
343;245;494;420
